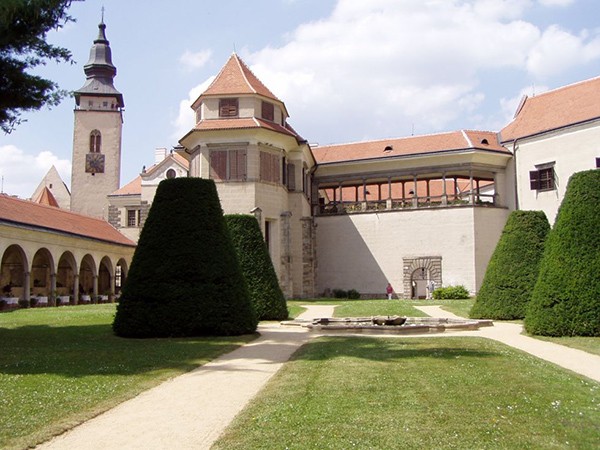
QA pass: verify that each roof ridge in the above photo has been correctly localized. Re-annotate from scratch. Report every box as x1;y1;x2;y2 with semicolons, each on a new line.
316;129;474;149
234;54;257;94
529;74;600;99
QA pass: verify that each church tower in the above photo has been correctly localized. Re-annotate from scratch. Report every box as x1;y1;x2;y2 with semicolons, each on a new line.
70;18;124;218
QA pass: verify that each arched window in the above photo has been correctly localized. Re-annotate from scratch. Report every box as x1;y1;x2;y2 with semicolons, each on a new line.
89;130;101;153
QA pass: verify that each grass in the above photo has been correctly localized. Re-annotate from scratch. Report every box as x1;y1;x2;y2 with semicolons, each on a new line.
0;305;255;450
213;336;600;450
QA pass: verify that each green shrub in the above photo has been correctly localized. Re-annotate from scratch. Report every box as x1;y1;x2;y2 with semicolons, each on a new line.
432;285;470;300
525;170;600;336
225;214;288;321
113;178;257;338
333;289;347;298
470;211;550;319
347;289;360;299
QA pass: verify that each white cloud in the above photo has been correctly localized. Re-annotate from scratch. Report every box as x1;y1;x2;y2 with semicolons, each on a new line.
171;0;600;143
179;49;212;71
0;145;71;199
171;76;215;141
527;26;600;78
537;0;574;6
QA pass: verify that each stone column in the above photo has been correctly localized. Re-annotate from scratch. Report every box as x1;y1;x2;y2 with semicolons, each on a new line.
24;271;31;302
73;274;79;304
93;275;98;301
50;273;57;304
301;217;316;298
280;211;293;298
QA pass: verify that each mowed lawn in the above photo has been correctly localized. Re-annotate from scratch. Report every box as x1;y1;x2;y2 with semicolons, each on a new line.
214;336;600;449
0;305;255;449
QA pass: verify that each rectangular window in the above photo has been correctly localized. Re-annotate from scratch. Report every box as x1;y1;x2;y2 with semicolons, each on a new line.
127;209;137;227
596;157;600;168
529;167;555;191
262;101;274;121
210;149;247;181
260;151;281;183
219;98;238;117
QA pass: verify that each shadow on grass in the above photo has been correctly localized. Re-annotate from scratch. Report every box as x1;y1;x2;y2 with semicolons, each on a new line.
0;323;256;377
291;336;497;362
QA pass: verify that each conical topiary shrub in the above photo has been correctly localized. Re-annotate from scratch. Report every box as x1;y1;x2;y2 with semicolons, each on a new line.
225;214;288;320
525;170;600;336
113;178;257;338
470;210;550;320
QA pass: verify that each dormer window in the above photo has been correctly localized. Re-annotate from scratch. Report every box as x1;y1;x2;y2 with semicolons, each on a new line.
262;101;274;121
384;145;393;152
219;98;238;117
89;130;101;153
481;139;489;145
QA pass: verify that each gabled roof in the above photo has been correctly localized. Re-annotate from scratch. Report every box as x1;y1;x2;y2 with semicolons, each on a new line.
313;130;507;164
0;194;135;247
32;187;59;207
143;152;190;177
500;76;600;143
110;176;141;196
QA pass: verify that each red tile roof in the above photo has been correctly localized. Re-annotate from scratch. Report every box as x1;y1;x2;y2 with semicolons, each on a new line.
501;76;600;142
193;117;304;141
313;130;507;164
198;53;282;104
32;187;60;207
0;194;136;247
110;175;141;196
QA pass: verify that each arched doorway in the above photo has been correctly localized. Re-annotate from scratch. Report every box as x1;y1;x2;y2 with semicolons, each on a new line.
98;257;113;301
31;248;54;306
1;245;27;303
411;267;428;299
79;254;97;303
56;252;77;305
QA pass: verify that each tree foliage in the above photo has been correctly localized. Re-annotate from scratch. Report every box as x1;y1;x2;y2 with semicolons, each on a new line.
113;178;257;338
225;215;288;320
470;211;550;319
0;0;77;133
525;170;600;336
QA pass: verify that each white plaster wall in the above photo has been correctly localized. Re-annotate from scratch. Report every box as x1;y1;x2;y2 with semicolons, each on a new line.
515;122;600;224
315;206;506;297
473;207;510;290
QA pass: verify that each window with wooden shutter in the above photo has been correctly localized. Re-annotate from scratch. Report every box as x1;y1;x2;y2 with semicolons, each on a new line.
260;151;280;183
262;101;274;121
229;149;247;181
219;98;238;117
529;170;540;190
287;163;296;190
538;168;554;190
210;151;227;180
530;166;555;191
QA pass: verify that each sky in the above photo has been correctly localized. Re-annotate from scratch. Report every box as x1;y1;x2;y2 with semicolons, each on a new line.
2;0;600;198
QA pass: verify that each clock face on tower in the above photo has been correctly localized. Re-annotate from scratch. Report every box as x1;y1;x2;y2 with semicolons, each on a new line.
85;153;105;174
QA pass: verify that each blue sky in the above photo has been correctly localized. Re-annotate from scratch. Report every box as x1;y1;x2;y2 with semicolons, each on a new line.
2;0;600;198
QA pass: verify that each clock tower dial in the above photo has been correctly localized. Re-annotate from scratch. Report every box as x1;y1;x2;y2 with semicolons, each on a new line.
85;153;105;174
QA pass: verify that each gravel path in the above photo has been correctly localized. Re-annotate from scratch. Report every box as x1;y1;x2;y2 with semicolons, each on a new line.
37;304;599;449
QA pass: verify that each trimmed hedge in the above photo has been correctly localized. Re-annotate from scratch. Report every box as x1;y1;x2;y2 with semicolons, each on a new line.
525;170;600;336
432;285;470;300
225;214;288;321
113;178;257;338
470;211;550;319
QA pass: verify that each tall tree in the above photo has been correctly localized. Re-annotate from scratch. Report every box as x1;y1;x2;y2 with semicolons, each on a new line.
525;170;600;336
0;0;77;133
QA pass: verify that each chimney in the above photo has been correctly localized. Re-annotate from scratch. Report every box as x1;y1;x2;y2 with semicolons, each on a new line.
155;148;167;164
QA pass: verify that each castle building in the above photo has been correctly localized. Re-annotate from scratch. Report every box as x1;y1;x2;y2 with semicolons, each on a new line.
4;20;599;304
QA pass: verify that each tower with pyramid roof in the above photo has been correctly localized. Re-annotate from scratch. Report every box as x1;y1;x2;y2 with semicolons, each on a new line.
180;53;317;297
70;18;124;218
